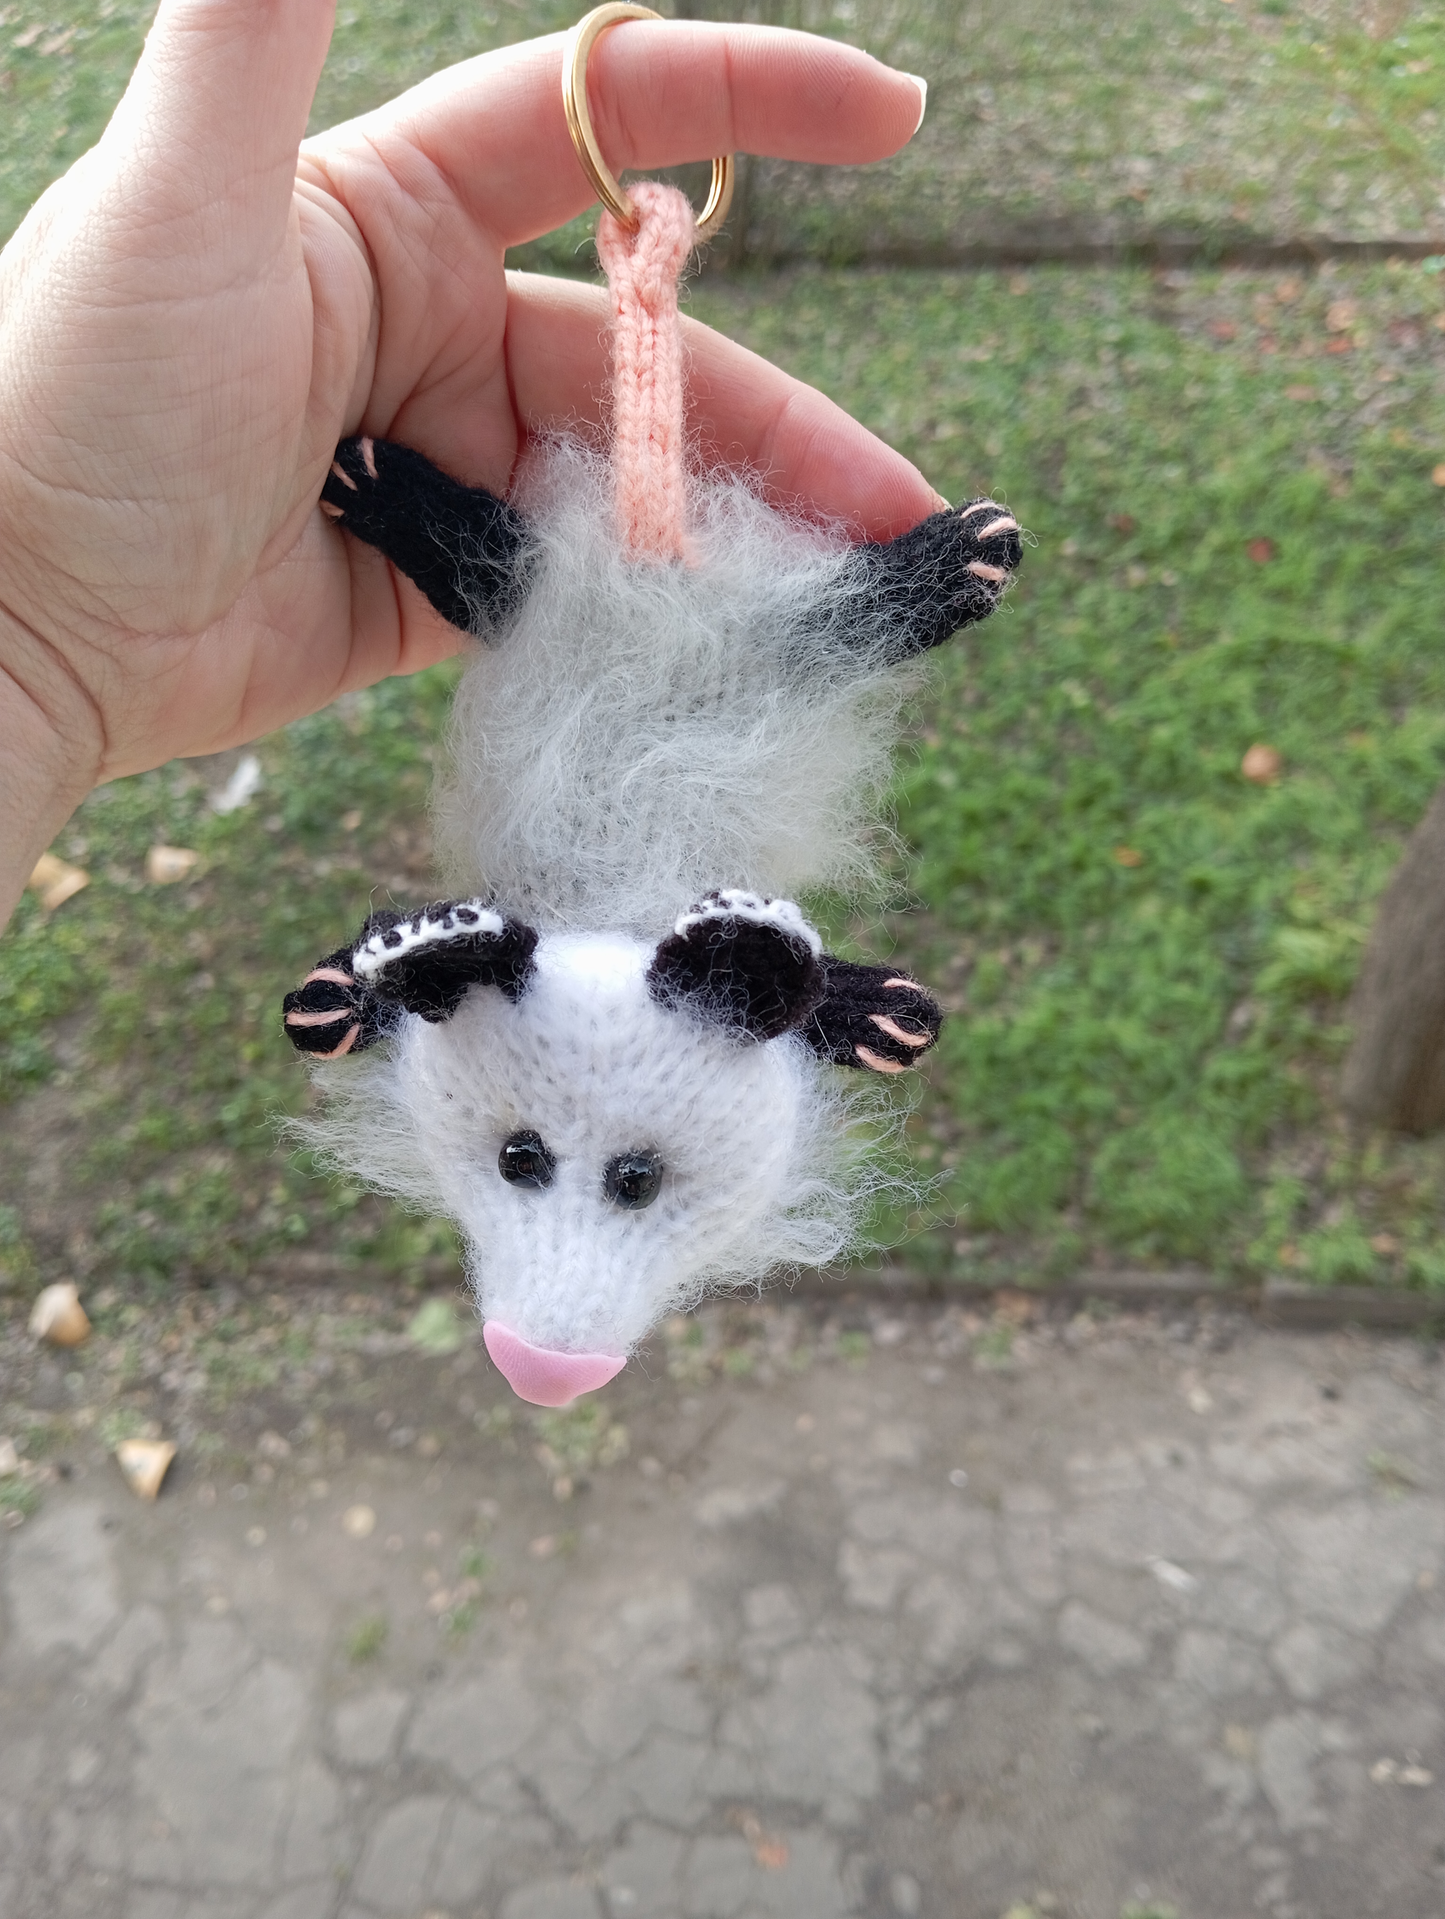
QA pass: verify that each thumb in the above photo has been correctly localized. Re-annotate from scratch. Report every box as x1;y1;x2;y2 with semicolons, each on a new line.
101;0;335;267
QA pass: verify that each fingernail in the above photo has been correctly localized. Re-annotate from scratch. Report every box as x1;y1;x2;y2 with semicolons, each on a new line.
903;73;928;135
930;488;951;512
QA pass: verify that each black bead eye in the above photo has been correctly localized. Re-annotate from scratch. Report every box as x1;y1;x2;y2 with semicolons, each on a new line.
498;1130;555;1189
603;1150;664;1210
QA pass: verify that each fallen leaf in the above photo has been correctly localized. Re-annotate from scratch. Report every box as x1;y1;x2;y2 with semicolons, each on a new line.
341;808;363;832
1284;385;1319;401
342;1504;376;1539
754;1839;790;1870
27;852;89;912
1370;1232;1400;1255
0;1437;18;1477
1108;513;1137;534
1208;319;1238;341
28;1282;90;1347
145;845;199;884
116;1438;176;1501
1275;280;1301;304
1246;537;1276;563
1325;336;1354;355
1113;846;1144;868
11;22;40;45
1432;464;1445;487
1241;743;1282;785
1325;299;1358;333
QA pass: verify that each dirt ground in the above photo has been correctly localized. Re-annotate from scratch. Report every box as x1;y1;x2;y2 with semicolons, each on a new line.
3;1287;1445;1919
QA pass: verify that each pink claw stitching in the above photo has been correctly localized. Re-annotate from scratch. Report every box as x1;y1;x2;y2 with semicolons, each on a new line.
869;1014;930;1047
855;1045;909;1074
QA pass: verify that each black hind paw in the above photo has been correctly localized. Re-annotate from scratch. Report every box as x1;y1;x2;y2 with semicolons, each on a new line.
320;435;529;633
863;499;1023;657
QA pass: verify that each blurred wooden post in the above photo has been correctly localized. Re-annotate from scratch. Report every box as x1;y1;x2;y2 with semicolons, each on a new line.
1342;777;1445;1132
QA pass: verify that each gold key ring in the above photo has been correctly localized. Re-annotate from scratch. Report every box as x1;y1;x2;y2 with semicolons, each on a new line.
561;2;735;243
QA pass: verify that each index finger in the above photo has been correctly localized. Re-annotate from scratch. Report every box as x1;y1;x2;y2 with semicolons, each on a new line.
351;22;926;249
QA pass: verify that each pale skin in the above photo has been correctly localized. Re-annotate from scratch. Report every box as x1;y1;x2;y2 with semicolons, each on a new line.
0;0;943;929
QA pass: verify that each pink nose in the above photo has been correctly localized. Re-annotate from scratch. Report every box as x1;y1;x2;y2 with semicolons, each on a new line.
482;1321;626;1407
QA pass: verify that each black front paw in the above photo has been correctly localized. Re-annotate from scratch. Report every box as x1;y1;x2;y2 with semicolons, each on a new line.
802;958;943;1073
282;941;390;1058
319;435;529;633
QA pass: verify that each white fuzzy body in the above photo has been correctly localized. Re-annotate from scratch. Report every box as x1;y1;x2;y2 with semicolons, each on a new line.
435;441;919;935
306;443;926;1362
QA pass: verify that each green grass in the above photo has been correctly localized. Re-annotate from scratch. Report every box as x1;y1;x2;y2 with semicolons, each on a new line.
6;0;1445;262
6;260;1445;1293
7;7;1445;1297
690;259;1445;1287
344;1612;389;1663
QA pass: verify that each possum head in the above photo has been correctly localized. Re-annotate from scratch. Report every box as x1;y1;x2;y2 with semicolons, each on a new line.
284;893;942;1403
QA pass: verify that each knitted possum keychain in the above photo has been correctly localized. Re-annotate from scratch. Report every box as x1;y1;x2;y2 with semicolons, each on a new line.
283;3;1022;1407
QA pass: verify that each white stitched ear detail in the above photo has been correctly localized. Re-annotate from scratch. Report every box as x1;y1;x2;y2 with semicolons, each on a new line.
353;901;505;981
672;890;823;958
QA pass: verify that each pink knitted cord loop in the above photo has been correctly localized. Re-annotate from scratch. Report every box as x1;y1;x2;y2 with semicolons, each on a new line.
596;180;696;561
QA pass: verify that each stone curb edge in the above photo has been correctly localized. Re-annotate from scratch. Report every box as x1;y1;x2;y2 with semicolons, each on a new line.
254;1253;1445;1335
743;230;1445;273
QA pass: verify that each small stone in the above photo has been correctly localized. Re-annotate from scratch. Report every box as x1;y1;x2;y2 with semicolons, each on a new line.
1149;1557;1199;1594
115;1438;176;1501
29;1282;90;1347
245;1526;266;1547
0;1436;19;1477
257;1430;291;1461
342;1504;376;1539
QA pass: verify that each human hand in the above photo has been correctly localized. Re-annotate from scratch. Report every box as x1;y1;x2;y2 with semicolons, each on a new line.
0;0;937;920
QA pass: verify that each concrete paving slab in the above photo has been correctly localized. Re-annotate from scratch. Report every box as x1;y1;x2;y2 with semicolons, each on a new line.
3;1300;1445;1918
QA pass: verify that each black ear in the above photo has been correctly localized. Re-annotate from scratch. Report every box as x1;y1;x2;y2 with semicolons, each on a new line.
320;436;531;634
858;498;1022;659
282;900;538;1057
352;900;538;1019
647;892;826;1042
800;958;943;1073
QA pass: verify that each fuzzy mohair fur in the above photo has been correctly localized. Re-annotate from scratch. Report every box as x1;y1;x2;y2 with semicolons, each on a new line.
434;439;921;936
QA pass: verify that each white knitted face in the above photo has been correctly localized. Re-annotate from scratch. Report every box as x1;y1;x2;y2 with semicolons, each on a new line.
393;934;813;1356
